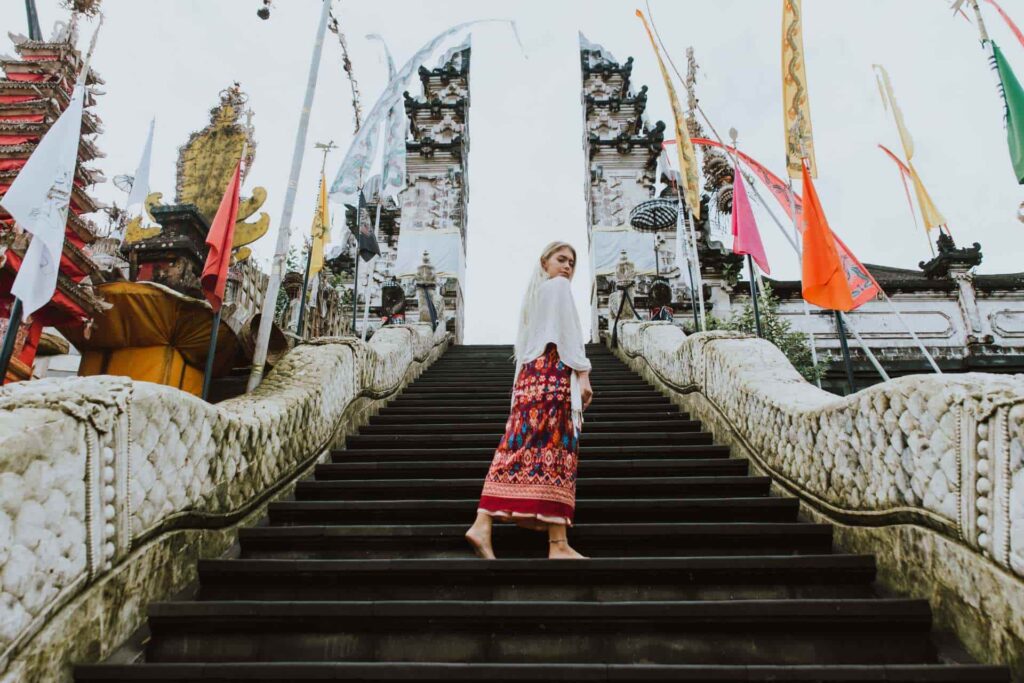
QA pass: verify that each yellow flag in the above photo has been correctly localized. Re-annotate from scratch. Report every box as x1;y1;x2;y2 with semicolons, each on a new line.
309;171;329;278
873;65;947;230
636;9;701;221
908;163;947;230
782;0;817;178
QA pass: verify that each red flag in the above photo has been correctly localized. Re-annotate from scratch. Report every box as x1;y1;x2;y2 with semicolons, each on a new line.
800;163;854;311
730;166;771;274
200;159;242;312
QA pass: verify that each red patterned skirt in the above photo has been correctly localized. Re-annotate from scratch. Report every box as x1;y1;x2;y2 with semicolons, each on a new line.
478;342;579;527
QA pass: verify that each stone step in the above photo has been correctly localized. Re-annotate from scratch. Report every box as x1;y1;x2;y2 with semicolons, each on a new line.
406;380;650;390
389;389;665;401
313;458;748;480
293;476;772;502
364;417;700;432
74;662;1013;682
267;497;798;526
330;444;733;462
243;521;824;558
377;403;678;415
384;398;675;410
343;432;714;449
367;412;692;425
142;599;936;665
195;555;878;602
357;420;702;435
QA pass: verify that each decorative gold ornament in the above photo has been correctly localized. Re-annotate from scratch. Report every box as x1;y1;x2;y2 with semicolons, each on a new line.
123;192;164;244
174;83;268;249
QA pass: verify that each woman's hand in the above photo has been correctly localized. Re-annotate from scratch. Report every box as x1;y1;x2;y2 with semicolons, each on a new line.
578;371;593;411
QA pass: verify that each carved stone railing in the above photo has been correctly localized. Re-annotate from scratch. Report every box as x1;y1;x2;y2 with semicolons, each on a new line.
614;321;1024;677
0;323;449;682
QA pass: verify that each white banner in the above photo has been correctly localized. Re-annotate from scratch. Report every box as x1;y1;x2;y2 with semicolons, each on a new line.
2;84;86;316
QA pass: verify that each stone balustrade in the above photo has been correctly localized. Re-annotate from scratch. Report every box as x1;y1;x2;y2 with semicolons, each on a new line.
0;323;449;682
614;320;1024;674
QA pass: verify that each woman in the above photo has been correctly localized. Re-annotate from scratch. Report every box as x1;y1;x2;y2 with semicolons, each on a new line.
465;241;594;560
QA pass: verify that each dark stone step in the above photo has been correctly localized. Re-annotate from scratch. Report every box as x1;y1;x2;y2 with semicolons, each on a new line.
268;496;798;526
344;432;714;449
368;412;692;425
74;662;1013;682
408;375;648;386
331;444;732;462
243;520;823;558
377;403;677;415
293;476;771;502
143;599;935;665
389;390;665;401
357;420;702;435
313;458;748;481
195;555;877;602
383;399;676;411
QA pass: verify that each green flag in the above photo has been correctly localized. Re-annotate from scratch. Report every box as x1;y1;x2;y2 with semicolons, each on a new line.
991;40;1024;184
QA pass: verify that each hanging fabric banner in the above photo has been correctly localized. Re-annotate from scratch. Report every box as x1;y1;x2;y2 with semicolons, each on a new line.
873;65;948;229
309;171;330;279
331;20;518;202
636;9;701;221
782;0;817;178
990;40;1024;183
878;144;923;233
367;32;409;201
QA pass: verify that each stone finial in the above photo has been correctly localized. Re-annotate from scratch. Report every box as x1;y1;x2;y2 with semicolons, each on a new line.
416;250;437;286
615;250;636;287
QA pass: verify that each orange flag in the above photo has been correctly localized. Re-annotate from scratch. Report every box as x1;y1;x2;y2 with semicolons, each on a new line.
200;158;242;312
800;162;854;311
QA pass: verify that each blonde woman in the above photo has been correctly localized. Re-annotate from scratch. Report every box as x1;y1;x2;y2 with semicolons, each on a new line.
465;241;593;559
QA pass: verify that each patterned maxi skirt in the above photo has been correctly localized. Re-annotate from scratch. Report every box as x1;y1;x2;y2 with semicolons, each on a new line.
478;342;579;527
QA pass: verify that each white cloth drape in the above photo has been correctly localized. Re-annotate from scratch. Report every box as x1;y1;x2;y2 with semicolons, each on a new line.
512;275;592;435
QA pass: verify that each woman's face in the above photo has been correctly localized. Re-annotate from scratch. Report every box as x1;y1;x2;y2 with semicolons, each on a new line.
542;246;576;280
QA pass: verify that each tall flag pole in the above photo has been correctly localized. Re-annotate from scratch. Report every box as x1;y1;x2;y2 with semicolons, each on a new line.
0;19;99;382
247;0;333;392
200;151;244;401
636;8;706;330
297;141;336;338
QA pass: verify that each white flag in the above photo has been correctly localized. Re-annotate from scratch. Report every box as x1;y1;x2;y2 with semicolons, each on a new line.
1;83;86;316
125;118;154;216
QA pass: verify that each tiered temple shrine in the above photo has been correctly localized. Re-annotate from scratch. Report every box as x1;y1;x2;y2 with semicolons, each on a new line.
393;42;470;343
0;23;108;382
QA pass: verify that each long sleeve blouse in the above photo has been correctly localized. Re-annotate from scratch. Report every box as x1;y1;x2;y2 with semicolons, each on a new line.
513;275;592;434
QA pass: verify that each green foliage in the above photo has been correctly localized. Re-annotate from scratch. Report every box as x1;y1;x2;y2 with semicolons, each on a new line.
705;283;825;384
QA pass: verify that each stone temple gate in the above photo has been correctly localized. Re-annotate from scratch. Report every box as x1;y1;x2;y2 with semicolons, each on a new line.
2;30;1024;683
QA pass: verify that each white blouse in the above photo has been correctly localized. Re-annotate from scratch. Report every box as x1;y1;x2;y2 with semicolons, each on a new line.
512;275;592;434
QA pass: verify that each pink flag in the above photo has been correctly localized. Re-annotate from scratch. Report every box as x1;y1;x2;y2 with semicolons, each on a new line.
730;166;771;274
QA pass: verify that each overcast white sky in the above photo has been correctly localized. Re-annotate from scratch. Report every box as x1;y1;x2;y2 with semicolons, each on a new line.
4;0;1023;343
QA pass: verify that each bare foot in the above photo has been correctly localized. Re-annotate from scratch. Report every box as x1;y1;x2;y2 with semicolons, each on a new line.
548;539;587;559
465;527;496;559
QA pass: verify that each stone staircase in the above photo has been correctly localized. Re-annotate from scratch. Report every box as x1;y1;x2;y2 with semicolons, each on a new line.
75;344;1009;681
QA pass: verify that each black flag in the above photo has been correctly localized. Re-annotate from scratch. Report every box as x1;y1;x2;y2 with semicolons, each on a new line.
345;189;381;262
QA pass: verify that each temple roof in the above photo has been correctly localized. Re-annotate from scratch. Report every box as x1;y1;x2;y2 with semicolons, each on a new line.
766;262;1024;295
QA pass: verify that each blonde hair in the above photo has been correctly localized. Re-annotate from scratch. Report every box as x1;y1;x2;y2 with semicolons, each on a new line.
513;241;578;363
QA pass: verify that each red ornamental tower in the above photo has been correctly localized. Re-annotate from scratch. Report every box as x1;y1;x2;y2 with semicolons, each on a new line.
0;23;107;382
